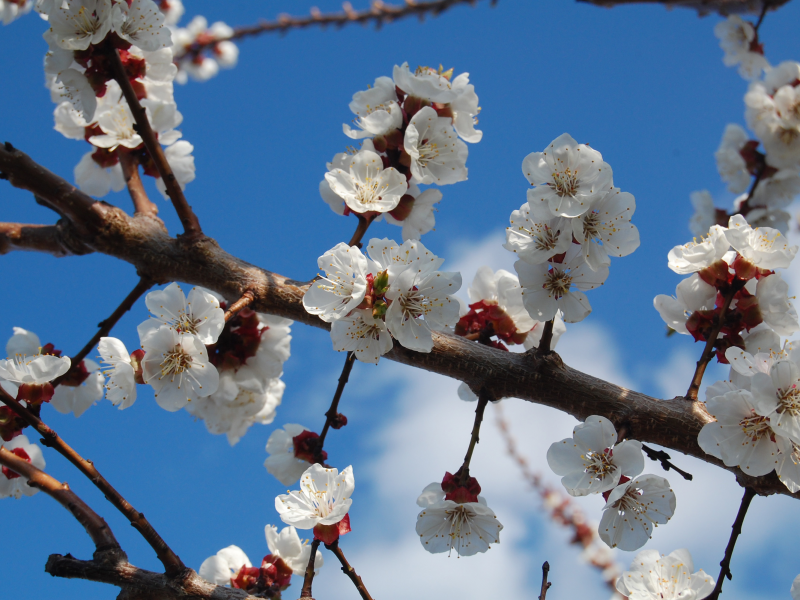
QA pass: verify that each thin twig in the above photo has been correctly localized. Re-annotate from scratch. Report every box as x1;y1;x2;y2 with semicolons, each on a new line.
459;388;490;481
66;276;154;370
106;50;202;238
0;446;121;552
754;0;771;30
686;282;743;401
324;541;374;600
318;352;356;447
707;487;757;600
538;561;552;600
537;319;555;356
119;151;159;218
223;290;255;321
300;539;321;598
0;388;185;576
347;214;374;248
642;444;693;481
183;0;496;56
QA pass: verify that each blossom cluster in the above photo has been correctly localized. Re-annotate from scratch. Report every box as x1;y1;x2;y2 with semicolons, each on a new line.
547;416;676;551
39;0;196;199
320;63;481;240
415;471;503;557
616;548;715;600
169;13;238;84
694;17;800;236
655;215;798;363
505;133;640;324
303;238;461;363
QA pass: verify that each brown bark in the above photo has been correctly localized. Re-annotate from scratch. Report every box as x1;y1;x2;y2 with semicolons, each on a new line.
0;143;797;499
0;221;90;256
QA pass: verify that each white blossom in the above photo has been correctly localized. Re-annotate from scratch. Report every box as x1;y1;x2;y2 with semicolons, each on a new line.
383;184;442;241
303;243;369;323
755;273;799;336
55;67;97;122
749;359;800;444
139;283;224;345
522;312;567;351
667;225;730;274
50;359;104;417
616;548;715;600
325;149;407;213
393;62;459;103
715;124;752;194
523;133;613;219
546;415;644;496
714;15;769;80
330;309;392;364
504;202;571;265
724;214;797;269
467;266;536;335
571;187;639;271
599;474;676;551
415;482;503;557
688;191;718;238
0;0;32;25
47;0;113;51
111;0;171;51
698;388;783;475
516;244;608;323
365;237;444;280
275;464;354;529
449;72;482;143
97;337;137;410
74;151;125;197
653;274;716;335
0;435;45;499
265;525;323;575
199;545;251;586
6;327;41;358
343;76;402;140
140;326;219;411
155;140;195;199
384;265;462;352
264;424;312;486
404;106;468;185
0;353;70;388
319;151;353;216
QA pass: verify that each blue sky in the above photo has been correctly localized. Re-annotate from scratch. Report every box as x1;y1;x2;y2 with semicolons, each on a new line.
1;1;800;598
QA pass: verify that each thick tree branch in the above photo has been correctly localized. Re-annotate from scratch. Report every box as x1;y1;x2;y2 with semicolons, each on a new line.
0;222;90;256
45;555;262;600
0;388;185;576
0;446;121;553
578;0;788;15
2;146;798;499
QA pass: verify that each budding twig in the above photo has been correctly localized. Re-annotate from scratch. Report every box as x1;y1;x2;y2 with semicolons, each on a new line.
223;290;255;321
686;282;743;401
0;388;185;576
459;388;490;481
106;49;202;238
318;352;356;448
119;151;159;218
0;446;121;553
184;0;497;56
538;561;552;600
325;541;374;600
66;276;154;370
707;487;757;600
347;214;374;248
642;444;693;481
300;539;322;598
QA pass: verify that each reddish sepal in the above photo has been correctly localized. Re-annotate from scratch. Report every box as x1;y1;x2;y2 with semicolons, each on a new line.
2;447;30;480
17;383;54;407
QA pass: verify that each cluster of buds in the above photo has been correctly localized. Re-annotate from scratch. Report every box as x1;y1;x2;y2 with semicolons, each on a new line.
656;215;798;363
169;15;238;84
320;63;481;240
229;555;293;598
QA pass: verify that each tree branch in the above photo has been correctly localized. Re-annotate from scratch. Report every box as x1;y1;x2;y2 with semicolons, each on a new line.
300;539;322;599
67;276;155;368
0;222;90;257
0;388;186;576
0;446;122;554
45;554;262;600
707;487;757;600
119;151;159;218
318;352;356;448
105;50;202;238
2;146;798;499
324;541;374;600
538;561;552;600
223;290;255;322
183;0;498;57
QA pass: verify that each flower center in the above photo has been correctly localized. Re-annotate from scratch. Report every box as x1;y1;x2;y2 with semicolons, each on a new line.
584;449;614;479
354;177;388;205
74;6;102;38
309;490;334;518
160;348;193;380
544;268;572;300
174;311;200;335
778;126;799;146
583;211;601;240
776;385;800;416
416;140;441;168
399;288;429;320
550;168;579;198
739;412;773;442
